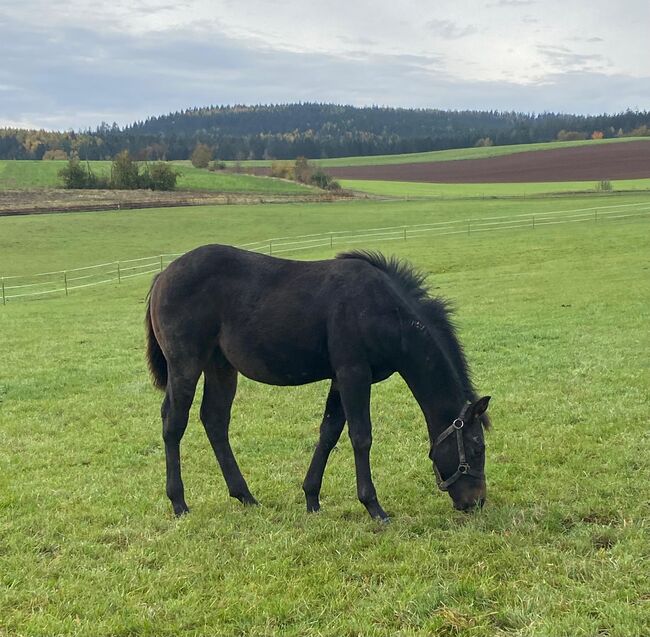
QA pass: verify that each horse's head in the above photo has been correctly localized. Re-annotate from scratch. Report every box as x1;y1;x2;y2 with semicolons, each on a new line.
430;396;491;511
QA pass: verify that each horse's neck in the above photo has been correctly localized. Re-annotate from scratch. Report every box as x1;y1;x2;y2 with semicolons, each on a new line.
399;326;467;443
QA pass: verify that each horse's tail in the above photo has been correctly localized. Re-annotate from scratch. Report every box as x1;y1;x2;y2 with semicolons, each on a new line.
145;274;167;391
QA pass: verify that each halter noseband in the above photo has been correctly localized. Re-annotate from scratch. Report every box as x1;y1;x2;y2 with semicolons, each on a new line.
431;403;483;491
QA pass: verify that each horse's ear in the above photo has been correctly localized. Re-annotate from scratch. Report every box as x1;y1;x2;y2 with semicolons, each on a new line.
472;396;491;417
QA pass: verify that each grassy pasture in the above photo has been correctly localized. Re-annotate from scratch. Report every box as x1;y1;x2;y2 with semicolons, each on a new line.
0;160;311;194
2;194;648;275
228;137;650;168
1;195;649;636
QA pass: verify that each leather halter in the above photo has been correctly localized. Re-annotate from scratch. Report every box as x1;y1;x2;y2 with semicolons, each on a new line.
431;403;483;491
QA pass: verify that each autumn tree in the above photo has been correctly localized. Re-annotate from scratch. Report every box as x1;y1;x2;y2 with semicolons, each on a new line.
190;143;213;168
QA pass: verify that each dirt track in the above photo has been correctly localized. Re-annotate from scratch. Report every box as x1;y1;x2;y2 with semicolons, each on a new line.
0;189;352;217
328;140;650;183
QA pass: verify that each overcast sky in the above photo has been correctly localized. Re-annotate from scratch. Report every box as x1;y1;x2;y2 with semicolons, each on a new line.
1;0;649;130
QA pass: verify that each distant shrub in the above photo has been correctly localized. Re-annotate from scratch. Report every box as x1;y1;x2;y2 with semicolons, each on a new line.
557;130;589;141
43;149;69;160
624;124;650;137
310;169;340;191
59;159;91;189
475;137;494;147
141;162;180;191
88;171;110;189
293;157;340;189
294;156;314;183
191;143;213;168
270;161;295;180
208;160;227;171
268;157;340;190
591;131;604;140
111;151;140;189
596;179;613;192
58;159;108;189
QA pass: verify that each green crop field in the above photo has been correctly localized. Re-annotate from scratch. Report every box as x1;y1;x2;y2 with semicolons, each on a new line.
0;160;311;194
1;193;649;636
228;137;649;168
341;178;650;199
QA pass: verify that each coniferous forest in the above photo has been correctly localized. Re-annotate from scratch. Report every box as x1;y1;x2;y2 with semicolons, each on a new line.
1;103;649;161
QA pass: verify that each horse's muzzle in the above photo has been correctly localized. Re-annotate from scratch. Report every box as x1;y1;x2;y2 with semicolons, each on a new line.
454;495;486;512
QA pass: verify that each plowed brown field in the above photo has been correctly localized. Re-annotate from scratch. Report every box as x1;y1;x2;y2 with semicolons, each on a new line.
328;140;650;183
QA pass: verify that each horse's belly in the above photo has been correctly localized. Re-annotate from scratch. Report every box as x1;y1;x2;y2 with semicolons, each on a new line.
219;333;332;386
229;353;332;385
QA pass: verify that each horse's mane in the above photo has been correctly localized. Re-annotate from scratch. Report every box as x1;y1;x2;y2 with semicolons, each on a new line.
337;250;483;418
338;250;431;303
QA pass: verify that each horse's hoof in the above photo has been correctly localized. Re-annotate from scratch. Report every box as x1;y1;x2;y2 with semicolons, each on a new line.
306;496;321;513
377;515;391;525
173;505;190;517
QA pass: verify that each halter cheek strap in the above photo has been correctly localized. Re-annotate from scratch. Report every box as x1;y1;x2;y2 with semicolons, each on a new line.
431;403;483;491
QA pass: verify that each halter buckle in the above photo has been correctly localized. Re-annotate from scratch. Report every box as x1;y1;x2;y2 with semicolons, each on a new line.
452;418;464;430
458;463;469;474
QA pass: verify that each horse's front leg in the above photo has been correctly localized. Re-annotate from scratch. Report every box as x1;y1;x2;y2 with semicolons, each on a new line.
337;365;389;522
303;381;346;512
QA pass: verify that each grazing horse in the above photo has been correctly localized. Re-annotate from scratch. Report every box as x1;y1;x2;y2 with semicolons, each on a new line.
145;245;491;520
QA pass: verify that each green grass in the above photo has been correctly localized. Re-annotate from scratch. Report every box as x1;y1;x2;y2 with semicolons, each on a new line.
342;178;650;198
1;195;649;636
2;193;648;275
228;136;650;168
0;160;311;194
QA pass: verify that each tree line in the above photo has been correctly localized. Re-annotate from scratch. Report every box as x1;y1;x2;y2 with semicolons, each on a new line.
1;103;649;161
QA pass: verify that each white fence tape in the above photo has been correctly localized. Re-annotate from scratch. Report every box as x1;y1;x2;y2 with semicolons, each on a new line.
2;199;649;304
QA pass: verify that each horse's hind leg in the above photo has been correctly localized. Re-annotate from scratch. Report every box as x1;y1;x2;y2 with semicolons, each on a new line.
302;381;346;512
162;366;201;516
200;357;257;506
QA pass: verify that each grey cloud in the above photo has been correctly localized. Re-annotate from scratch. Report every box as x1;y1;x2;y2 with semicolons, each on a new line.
425;19;478;39
537;44;608;71
337;35;380;48
0;14;648;130
487;0;536;7
570;35;604;43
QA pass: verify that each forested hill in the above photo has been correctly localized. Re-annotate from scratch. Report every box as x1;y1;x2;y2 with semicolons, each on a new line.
2;103;649;161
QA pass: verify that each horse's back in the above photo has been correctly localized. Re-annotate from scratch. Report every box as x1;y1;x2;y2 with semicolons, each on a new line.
149;244;409;384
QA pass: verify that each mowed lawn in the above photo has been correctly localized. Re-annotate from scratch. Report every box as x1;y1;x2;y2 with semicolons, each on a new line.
1;195;649;636
0;160;311;194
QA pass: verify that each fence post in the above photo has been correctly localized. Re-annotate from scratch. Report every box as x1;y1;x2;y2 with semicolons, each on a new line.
117;261;121;283
330;232;333;248
269;240;273;255
467;219;471;235
403;226;407;240
532;215;535;229
64;271;68;297
595;209;598;223
1;277;5;306
160;256;163;272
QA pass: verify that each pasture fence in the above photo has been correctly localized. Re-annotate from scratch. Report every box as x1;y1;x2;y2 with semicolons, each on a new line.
2;199;650;305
